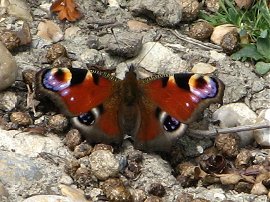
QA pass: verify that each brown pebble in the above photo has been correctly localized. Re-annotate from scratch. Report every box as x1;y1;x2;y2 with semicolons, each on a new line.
144;195;162;202
10;112;33;126
46;43;67;63
22;69;36;86
220;31;240;54
16;22;32;46
48;114;69;132
65;159;80;176
148;183;166;197
74;166;91;181
92;144;113;153
0;30;21;51
215;133;240;158
234;181;253;193
176;193;194;202
101;178;132;202
64;129;82;150
189;21;214;41
52;56;72;68
178;0;200;22
235;149;252;168
73;141;92;158
130;189;147;202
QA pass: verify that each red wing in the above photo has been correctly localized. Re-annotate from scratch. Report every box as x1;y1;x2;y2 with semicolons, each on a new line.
142;73;225;124
36;68;118;116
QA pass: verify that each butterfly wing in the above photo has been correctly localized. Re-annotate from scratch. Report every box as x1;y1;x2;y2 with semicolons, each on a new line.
36;67;124;144
133;73;224;151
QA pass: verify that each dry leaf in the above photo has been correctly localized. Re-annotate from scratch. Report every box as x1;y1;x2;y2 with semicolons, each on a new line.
51;0;81;22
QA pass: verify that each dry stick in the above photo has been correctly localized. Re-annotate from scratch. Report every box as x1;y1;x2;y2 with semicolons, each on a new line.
170;30;223;51
189;123;270;138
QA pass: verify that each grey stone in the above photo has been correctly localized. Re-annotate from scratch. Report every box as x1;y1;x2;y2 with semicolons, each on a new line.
0;91;17;111
0;42;18;91
129;0;182;27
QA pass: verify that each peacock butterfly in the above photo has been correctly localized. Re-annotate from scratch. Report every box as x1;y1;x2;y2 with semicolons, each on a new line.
36;66;224;152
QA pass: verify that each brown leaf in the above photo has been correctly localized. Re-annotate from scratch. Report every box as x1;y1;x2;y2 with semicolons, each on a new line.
51;0;81;22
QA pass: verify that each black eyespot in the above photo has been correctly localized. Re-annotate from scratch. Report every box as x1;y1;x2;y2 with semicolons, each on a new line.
78;112;95;125
163;115;180;132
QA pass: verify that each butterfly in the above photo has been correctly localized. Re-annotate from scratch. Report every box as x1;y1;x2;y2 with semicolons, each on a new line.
36;66;225;152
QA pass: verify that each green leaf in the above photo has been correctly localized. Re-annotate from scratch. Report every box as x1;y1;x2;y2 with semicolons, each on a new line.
231;44;263;61
255;62;270;75
257;35;270;60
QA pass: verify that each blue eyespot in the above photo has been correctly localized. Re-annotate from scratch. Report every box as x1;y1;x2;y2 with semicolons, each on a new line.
163;115;180;132
78;112;95;125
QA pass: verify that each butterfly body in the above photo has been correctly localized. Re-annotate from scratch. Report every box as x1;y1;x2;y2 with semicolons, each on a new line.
36;67;224;152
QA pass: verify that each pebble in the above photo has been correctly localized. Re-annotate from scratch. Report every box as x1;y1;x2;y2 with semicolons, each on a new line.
212;103;257;146
101;178;132;202
130;189;147;202
9;111;33;126
92;143;114;152
189;21;214;40
65;26;81;40
235;149;252;168
60;184;91;202
2;0;33;21
73;142;92;159
144;195;163;202
59;174;74;185
23;195;72;202
210;24;238;45
220;31;240;54
0;30;20;51
254;109;270;147
37;20;63;43
205;0;220;12
191;62;216;74
251;182;268;195
129;0;182;27
64;129;82;151
46;43;67;63
105;31;143;58
0;42;18;91
89;150;119;180
0;91;17;111
80;49;105;66
127;20;151;32
178;0;200;22
48;114;69;133
16;21;32;46
215;133;240;158
148;183;166;197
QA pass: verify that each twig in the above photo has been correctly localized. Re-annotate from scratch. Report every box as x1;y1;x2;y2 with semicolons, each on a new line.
189;123;270;138
170;30;223;51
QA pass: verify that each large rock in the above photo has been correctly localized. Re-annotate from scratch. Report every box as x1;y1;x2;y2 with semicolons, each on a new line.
0;42;18;91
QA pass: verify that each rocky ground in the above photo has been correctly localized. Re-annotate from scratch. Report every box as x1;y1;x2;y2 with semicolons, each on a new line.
0;0;269;201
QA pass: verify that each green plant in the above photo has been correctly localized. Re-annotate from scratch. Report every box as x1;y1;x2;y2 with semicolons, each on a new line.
200;0;270;75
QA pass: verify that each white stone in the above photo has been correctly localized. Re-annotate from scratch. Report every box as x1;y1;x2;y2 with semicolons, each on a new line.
192;62;216;74
0;42;18;91
254;109;270;146
213;103;257;146
210;24;237;45
0;91;17;111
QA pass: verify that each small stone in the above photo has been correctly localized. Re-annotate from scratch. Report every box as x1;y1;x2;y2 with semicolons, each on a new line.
144;195;163;202
234;181;253;193
130;189;147;202
205;0;220;12
87;35;100;49
48;114;69;133
251;182;268;195
148;183;166;197
0;41;18;91
80;49;104;66
101;178;132;202
73;167;91;183
191;63;216;74
215;133;240;158
65;159;81;176
89;150;119;180
177;0;199;22
60;184;90;202
105;31;142;58
129;0;182;27
211;24;237;45
10;112;33;126
235;149;252;168
59;174;74;185
254;109;270;147
220;31;240;54
65;26;81;40
37;20;63;43
22;69;36;86
0;181;9;199
127;20;151;32
189;21;214;41
46;43;67;63
23;195;71;202
0;91;17;111
92;144;113;152
16;22;32;46
176;193;194;202
0;30;21;51
73;142;92;158
52;56;72;68
64;129;82;150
